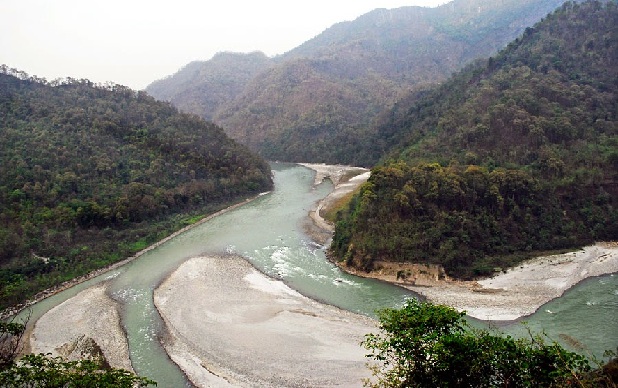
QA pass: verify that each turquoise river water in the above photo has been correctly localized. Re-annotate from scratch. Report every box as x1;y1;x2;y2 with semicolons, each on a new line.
19;163;618;387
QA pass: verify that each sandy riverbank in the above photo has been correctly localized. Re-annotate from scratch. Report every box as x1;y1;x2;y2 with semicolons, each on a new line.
340;243;618;321
29;283;133;371
154;255;376;387
300;164;618;322
299;163;369;244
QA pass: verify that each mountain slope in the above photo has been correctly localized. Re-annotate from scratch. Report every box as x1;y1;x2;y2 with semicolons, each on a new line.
330;0;618;279
147;0;568;165
146;51;273;122
0;68;273;308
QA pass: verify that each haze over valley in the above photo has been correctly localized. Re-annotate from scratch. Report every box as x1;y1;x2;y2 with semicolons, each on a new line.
147;0;570;164
1;0;617;386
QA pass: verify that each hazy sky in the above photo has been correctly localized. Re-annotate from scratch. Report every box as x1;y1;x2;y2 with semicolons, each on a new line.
1;0;447;90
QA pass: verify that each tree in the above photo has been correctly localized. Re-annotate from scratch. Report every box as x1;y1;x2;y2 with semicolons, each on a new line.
0;314;28;370
0;354;156;387
330;1;618;279
0;315;156;387
0;69;273;309
362;300;609;387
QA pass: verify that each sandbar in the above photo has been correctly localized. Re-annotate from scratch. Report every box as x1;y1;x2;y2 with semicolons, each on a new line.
29;283;133;371
154;255;376;387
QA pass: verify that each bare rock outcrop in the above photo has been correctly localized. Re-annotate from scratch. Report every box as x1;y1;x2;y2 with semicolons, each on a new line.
56;335;110;368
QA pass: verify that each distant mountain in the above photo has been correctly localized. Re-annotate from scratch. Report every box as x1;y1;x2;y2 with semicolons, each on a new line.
146;51;273;122
147;0;568;164
330;0;618;279
0;68;273;308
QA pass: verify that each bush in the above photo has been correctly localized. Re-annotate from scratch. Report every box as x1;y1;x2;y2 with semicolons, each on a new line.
362;300;611;387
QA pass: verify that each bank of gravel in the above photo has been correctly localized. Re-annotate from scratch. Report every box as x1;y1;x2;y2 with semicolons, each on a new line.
299;163;369;245
154;255;376;388
28;283;133;371
300;164;618;322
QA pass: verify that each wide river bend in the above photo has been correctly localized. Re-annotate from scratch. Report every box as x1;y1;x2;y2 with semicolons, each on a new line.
20;163;618;386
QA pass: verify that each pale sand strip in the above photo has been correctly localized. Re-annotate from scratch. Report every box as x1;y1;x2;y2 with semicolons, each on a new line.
29;283;133;371
154;255;376;388
340;244;618;321
4;193;269;320
463;243;618;321
299;163;370;244
300;164;618;322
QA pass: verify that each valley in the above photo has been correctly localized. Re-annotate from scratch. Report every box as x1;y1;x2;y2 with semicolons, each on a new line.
22;164;618;386
1;0;616;386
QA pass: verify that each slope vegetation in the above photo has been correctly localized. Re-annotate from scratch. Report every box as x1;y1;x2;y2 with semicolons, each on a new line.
147;0;568;164
146;51;273;122
330;0;618;279
0;68;273;308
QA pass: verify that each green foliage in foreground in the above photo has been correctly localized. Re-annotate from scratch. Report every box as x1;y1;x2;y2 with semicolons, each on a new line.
0;354;156;387
363;300;616;387
0;319;156;387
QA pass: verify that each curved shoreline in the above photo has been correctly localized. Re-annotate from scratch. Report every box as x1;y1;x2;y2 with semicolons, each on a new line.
299;163;370;245
19;163;618;386
153;255;376;387
334;244;618;322
3;193;269;321
299;164;618;322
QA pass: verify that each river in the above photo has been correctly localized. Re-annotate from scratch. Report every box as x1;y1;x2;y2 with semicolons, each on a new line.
20;163;618;386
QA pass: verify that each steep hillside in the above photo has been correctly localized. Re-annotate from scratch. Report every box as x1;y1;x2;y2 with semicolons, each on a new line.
330;1;618;279
148;0;568;164
0;68;273;308
146;51;273;121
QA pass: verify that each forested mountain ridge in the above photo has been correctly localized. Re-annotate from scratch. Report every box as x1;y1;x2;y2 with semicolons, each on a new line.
0;68;273;308
147;0;568;165
285;0;566;68
367;0;618;166
146;51;273;122
330;1;618;279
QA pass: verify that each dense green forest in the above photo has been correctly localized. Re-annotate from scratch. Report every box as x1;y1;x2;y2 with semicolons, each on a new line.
0;68;273;308
147;0;567;165
331;1;618;279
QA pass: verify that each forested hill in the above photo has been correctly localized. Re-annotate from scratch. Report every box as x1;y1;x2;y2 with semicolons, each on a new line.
330;1;618;279
0;68;273;308
145;51;273;122
147;0;567;165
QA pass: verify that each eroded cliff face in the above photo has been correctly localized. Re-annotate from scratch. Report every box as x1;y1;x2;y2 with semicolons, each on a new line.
341;259;450;287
